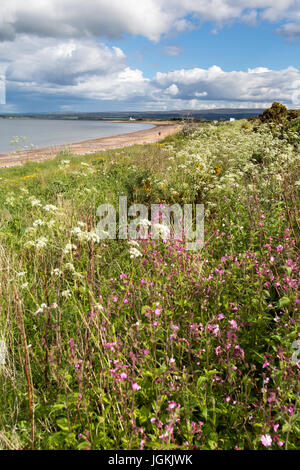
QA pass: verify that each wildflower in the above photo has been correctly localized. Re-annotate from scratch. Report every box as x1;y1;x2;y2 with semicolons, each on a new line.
30;197;42;207
33;219;45;227
61;289;71;299
129;247;143;258
128;240;140;248
262;361;270;369
169;357;175;365
37;237;48;247
168;401;177;410
51;268;62;276
261;434;272;447
16;271;27;277
120;372;127;380
132;382;141;391
228;319;238;330
65;262;75;271
152;223;170;240
276;245;284;253
63;243;77;254
44;204;57;212
34;303;47;315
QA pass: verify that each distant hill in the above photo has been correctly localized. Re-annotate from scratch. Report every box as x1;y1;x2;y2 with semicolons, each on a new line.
0;108;264;122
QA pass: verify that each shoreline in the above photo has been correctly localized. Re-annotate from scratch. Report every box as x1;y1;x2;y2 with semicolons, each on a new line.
0;121;182;168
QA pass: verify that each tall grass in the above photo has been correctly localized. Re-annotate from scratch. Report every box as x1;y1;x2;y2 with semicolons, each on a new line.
0;120;299;449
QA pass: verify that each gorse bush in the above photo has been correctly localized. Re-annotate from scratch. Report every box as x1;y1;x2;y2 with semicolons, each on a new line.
0;120;299;450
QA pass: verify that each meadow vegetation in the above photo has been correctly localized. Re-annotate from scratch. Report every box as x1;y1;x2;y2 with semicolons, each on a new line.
0;114;299;450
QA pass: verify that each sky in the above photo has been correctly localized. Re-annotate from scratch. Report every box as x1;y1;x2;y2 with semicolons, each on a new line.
0;0;300;113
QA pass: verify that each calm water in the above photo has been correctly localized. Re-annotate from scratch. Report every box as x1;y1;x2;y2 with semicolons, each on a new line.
0;119;154;153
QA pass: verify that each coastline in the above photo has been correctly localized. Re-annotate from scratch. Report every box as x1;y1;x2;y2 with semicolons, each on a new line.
0;121;182;168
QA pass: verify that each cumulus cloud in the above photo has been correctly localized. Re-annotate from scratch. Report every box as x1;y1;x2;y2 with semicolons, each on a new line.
3;39;300;108
1;36;151;102
154;65;300;106
0;1;299;42
1;36;126;85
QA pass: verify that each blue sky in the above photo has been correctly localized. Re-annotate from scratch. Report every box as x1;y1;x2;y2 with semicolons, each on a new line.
0;0;300;112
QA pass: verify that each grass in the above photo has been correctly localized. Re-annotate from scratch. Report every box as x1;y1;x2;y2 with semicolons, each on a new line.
0;120;299;450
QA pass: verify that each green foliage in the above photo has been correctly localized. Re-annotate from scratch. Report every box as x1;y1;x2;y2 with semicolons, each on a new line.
0;118;299;450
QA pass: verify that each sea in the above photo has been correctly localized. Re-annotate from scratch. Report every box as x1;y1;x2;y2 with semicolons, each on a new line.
0;119;154;154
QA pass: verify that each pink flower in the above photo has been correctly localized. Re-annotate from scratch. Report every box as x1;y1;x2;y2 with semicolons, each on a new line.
229;320;238;330
143;348;149;355
132;382;141;391
123;298;129;304
273;424;279;432
276;245;284;253
261;434;272;447
168;401;177;410
120;372;127;380
154;308;162;316
262;361;270;369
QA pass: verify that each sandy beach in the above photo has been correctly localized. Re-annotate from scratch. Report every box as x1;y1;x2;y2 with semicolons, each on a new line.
0;121;181;168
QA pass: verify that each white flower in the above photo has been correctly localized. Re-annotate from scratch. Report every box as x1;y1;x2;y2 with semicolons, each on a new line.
70;227;82;236
34;303;47;315
63;243;77;254
30;198;42;207
16;271;27;277
129;247;143;259
51;268;62;276
35;237;48;248
48;219;55;228
61;289;71;299
44;204;57;212
152;223;170;240
65;263;75;271
84;231;100;243
21;283;28;289
128;240;139;248
33;219;44;227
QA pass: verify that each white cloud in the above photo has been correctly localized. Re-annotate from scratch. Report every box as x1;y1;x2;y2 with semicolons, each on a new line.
153;65;300;106
165;84;179;95
0;1;299;42
1;37;126;86
163;45;182;56
3;40;300;108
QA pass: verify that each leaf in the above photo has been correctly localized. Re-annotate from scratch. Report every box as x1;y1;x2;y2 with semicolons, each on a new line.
201;407;208;420
279;296;290;308
197;376;207;390
56;418;69;432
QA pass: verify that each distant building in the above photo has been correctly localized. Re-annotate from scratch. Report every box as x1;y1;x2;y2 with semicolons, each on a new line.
129;117;136;121
230;118;235;122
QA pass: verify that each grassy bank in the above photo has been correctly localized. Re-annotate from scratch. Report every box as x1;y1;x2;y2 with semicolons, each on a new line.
0;120;299;450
